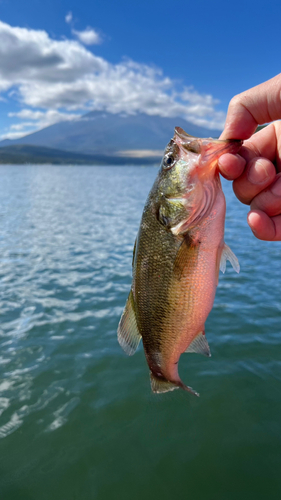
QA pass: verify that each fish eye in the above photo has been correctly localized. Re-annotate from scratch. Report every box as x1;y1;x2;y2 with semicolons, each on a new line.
163;153;175;170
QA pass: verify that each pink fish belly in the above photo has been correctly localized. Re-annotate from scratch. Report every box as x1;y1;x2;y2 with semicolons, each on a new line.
164;190;226;381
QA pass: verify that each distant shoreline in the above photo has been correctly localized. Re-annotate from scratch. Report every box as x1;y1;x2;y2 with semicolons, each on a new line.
0;144;162;166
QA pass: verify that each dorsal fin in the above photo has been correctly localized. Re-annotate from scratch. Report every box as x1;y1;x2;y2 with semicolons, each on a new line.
185;331;211;357
117;291;142;356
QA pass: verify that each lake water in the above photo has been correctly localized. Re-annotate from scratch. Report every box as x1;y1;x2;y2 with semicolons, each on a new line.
0;164;280;500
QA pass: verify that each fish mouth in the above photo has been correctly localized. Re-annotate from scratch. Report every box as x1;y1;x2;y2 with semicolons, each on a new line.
202;138;243;159
198;139;242;178
174;127;243;159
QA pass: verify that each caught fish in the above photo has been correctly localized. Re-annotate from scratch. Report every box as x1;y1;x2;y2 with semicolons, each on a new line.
118;127;242;396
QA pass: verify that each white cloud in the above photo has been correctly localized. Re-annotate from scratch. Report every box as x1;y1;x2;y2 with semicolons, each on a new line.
65;12;72;24
1;130;35;140
8;109;80;123
1;109;80;140
0;19;226;140
72;27;102;45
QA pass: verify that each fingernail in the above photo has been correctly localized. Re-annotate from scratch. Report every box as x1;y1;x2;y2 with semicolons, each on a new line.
271;176;281;196
248;160;269;184
247;211;257;233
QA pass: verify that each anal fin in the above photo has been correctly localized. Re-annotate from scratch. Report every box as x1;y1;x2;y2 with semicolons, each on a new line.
185;331;211;357
117;290;142;356
220;243;240;274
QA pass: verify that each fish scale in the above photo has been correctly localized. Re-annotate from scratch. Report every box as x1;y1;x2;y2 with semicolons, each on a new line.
118;127;242;395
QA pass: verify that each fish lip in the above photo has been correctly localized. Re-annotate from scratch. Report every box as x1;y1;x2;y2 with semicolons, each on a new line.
173;127;243;158
211;138;243;153
202;138;243;160
174;127;243;147
226;139;243;155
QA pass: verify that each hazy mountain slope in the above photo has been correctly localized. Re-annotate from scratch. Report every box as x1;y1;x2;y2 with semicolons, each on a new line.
0;144;162;165
0;112;221;156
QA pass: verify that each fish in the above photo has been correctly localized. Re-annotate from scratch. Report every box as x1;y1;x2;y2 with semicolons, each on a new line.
118;127;242;396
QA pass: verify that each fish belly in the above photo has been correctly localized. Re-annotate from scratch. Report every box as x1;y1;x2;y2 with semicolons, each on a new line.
163;191;226;375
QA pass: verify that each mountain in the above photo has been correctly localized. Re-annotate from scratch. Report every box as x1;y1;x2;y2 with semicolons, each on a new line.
0;111;221;158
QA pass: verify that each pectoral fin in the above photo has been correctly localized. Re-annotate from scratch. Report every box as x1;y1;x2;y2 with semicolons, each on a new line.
132;238;137;268
185;331;211;357
219;243;240;274
117;291;142;356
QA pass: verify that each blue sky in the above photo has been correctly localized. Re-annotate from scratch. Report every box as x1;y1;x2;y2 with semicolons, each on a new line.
0;0;281;140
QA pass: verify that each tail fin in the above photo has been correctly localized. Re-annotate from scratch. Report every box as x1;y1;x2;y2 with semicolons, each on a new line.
150;372;199;397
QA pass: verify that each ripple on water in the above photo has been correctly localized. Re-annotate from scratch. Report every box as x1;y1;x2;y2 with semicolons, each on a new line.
0;164;280;500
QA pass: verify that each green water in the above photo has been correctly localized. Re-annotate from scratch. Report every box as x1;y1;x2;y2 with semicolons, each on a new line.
0;165;280;499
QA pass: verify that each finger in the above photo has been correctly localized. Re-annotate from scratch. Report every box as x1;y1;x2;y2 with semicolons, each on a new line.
219;123;278;175
220;74;281;140
250;174;281;216
241;123;278;167
248;210;281;241
232;157;276;205
218;153;246;180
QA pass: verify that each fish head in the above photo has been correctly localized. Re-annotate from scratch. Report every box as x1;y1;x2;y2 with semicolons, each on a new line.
154;127;242;234
173;126;242;181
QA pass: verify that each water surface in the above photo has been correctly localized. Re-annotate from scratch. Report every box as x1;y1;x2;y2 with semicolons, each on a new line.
0;165;280;499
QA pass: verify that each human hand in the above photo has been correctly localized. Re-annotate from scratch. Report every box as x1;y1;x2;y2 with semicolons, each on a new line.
219;74;281;241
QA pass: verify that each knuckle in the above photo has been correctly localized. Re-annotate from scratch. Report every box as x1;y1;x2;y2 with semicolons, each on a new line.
228;91;253;113
228;92;247;109
228;95;241;110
